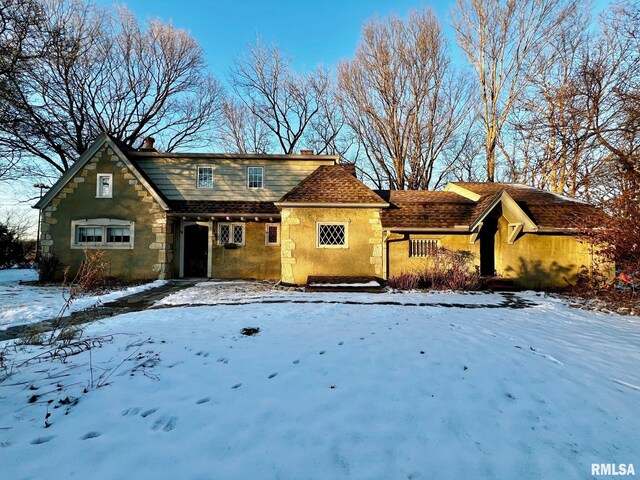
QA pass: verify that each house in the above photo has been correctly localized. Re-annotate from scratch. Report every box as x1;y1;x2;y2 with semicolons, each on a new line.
34;133;608;289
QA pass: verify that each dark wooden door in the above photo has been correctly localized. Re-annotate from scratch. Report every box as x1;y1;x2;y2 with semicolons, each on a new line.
183;224;209;277
480;217;498;276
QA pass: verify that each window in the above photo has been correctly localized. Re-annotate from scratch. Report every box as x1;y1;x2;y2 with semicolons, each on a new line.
71;219;134;249
317;222;348;248
96;174;113;198
265;223;280;246
409;239;439;257
247;166;264;189
218;222;245;246
197;166;214;189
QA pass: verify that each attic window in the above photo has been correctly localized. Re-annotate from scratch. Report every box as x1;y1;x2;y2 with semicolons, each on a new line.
96;174;113;198
409;239;439;257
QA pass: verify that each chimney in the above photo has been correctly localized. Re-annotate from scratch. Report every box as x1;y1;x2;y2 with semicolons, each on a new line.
340;162;357;177
299;149;314;155
141;136;156;152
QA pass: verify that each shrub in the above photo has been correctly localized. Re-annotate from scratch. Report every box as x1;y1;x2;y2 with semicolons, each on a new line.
0;222;25;268
423;248;480;291
38;253;61;282
388;271;421;290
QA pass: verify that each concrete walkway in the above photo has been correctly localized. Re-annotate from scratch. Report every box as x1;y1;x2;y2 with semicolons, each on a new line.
0;280;197;342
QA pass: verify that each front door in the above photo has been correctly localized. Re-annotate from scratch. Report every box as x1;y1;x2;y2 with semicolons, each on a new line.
183;224;209;277
479;217;498;276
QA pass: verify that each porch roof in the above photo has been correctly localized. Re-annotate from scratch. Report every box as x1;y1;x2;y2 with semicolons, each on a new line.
167;200;280;217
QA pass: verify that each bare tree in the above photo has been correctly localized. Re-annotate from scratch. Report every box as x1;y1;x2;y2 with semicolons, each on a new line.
580;1;640;193
0;0;223;178
507;5;597;197
452;0;573;181
229;39;340;155
338;8;474;190
217;97;271;154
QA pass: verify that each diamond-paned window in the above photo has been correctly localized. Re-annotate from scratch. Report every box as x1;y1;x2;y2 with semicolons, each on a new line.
247;166;264;189
197;166;214;188
317;223;347;248
218;223;245;246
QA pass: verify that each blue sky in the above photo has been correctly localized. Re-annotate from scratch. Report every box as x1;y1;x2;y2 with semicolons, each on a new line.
95;0;457;77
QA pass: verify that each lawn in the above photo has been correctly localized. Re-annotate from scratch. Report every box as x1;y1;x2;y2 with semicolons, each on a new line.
0;281;638;479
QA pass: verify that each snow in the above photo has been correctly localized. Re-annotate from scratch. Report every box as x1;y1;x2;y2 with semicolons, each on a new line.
156;280;503;307
308;281;381;287
0;268;167;330
1;290;639;479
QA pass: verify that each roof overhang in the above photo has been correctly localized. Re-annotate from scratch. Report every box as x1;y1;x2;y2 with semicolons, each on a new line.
168;213;280;219
34;132;169;211
384;226;470;233
274;202;389;208
470;190;538;233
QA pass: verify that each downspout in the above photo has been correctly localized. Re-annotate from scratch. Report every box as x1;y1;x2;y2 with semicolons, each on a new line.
384;230;410;281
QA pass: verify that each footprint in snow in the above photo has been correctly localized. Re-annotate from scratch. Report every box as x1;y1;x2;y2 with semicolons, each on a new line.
319;350;326;355
293;360;300;364
217;357;229;364
338;341;343;346
81;432;101;440
196;397;210;405
196;351;210;358
152;416;177;432
231;383;242;389
121;407;141;417
268;373;278;379
141;408;158;418
30;436;55;445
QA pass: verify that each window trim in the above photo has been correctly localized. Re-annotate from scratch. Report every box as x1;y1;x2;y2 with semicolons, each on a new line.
316;222;349;249
196;165;215;189
246;166;265;189
70;219;135;249
96;173;113;198
218;222;245;246
265;223;280;246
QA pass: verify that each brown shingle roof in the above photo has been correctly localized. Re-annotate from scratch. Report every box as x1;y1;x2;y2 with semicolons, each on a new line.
279;165;386;204
168;200;279;215
378;190;476;229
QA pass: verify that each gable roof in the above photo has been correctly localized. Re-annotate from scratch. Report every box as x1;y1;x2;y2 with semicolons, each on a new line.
34;133;169;211
276;165;388;207
376;190;476;230
447;182;601;230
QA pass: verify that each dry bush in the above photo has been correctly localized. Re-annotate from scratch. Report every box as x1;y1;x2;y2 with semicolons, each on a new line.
388;249;480;291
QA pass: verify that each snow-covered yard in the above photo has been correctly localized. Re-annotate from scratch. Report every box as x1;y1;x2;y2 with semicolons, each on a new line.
1;284;639;479
0;269;166;330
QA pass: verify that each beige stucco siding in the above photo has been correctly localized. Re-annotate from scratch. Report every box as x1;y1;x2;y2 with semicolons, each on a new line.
40;146;173;280
135;158;335;201
387;233;479;278
494;216;601;289
209;221;281;280
280;207;384;285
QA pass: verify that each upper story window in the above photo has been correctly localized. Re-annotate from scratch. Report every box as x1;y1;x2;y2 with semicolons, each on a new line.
317;222;348;249
247;166;264;189
197;166;214;189
96;173;113;198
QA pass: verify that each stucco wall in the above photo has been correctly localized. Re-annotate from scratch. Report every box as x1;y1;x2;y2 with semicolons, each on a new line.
209;221;281;280
40;145;173;280
387;233;479;278
494;216;602;289
280;207;383;285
